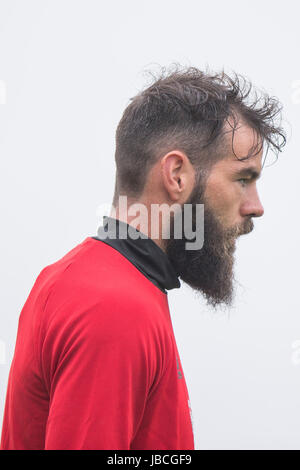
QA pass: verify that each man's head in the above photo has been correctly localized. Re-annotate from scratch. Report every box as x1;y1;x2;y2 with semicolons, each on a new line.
112;64;286;307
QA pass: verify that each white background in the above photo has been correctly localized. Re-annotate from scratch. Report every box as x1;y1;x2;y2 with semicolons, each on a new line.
0;0;299;450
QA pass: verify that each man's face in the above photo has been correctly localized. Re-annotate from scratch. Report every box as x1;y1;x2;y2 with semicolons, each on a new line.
204;122;264;230
165;122;264;308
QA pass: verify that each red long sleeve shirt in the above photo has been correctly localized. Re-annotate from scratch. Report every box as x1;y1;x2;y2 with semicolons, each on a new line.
1;217;194;450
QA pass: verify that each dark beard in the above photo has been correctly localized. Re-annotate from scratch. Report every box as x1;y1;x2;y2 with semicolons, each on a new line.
165;178;254;309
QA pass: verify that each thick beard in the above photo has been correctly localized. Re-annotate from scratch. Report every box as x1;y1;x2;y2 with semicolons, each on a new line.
165;179;253;309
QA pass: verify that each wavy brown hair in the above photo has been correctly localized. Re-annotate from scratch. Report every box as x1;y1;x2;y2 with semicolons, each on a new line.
112;64;286;205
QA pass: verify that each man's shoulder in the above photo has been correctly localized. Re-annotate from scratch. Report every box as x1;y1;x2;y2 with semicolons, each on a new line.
40;237;160;299
35;237;168;331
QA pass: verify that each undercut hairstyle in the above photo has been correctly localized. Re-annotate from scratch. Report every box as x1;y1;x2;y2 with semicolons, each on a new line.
112;63;286;206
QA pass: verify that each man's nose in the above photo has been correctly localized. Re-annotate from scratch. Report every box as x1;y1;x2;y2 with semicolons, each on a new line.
240;188;264;218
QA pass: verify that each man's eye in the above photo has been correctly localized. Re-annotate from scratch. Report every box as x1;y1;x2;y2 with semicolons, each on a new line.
238;178;248;187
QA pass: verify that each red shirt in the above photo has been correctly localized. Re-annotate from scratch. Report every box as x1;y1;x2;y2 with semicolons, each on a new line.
1;225;194;449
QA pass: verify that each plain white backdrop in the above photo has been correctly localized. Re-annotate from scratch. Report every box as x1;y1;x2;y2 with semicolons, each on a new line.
0;0;299;450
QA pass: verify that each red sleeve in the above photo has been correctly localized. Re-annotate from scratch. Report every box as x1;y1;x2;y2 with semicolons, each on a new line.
40;294;170;450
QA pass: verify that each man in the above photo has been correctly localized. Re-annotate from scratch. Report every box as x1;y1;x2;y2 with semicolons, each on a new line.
0;65;286;450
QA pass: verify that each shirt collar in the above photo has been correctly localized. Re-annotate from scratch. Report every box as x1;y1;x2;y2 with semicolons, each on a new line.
92;215;181;294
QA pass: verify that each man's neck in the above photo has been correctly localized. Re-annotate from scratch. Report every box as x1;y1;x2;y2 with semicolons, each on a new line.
109;204;166;253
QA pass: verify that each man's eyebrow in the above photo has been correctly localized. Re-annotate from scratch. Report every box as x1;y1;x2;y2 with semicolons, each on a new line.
233;167;262;180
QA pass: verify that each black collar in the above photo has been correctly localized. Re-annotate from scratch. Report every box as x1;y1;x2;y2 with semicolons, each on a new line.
91;216;181;294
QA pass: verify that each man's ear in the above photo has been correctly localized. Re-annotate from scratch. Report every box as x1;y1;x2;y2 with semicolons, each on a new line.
161;150;195;202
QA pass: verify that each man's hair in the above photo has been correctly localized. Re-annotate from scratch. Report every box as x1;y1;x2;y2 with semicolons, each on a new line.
112;64;286;206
